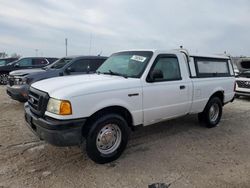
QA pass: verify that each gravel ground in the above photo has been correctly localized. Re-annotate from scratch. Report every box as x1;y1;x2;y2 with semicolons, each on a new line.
0;85;250;188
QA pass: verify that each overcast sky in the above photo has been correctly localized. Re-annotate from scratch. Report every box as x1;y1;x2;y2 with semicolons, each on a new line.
0;0;250;57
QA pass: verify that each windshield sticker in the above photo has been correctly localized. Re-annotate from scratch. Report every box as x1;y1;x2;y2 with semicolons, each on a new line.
131;55;147;62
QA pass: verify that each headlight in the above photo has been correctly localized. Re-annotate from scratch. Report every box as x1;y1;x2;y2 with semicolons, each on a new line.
14;77;27;85
47;98;72;115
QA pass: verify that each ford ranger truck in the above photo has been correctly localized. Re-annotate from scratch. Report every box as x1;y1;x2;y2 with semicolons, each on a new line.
24;49;235;164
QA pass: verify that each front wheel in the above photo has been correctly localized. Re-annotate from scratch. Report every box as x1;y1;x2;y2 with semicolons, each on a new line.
198;97;222;128
0;73;9;85
86;114;130;164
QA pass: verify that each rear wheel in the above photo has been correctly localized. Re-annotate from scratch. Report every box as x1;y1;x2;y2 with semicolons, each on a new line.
235;94;240;99
86;114;130;164
198;97;222;128
0;73;8;85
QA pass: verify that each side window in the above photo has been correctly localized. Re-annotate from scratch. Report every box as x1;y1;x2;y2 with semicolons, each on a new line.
0;60;6;66
17;58;32;67
32;58;48;66
148;55;181;82
89;59;106;72
68;59;90;72
194;58;230;77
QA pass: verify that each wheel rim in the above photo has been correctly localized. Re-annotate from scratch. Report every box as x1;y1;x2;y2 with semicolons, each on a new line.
1;74;8;85
209;103;219;122
96;124;122;155
0;75;3;84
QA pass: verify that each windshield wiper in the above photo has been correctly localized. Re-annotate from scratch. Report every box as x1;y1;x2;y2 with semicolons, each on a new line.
97;70;128;78
108;70;128;78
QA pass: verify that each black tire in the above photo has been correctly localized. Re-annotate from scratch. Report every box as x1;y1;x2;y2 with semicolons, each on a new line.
86;113;130;164
198;97;222;128
0;73;9;85
234;94;240;99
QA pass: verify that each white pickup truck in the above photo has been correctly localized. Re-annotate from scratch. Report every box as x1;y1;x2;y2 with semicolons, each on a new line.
24;49;235;163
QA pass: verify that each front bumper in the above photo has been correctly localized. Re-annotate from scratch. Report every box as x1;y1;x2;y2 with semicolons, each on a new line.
235;91;250;97
24;103;86;147
6;84;29;102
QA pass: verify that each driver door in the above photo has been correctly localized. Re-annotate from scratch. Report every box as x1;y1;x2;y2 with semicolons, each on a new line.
142;54;191;125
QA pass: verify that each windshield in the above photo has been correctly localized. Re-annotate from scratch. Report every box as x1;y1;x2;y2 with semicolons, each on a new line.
46;58;73;69
9;60;19;65
97;51;153;78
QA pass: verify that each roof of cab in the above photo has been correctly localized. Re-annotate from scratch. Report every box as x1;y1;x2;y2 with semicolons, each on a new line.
114;49;230;59
61;55;108;59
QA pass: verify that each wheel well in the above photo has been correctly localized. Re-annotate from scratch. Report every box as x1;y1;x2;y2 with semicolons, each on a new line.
82;106;133;136
209;91;224;104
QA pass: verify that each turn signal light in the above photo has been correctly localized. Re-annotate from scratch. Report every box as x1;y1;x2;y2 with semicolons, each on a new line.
59;101;72;115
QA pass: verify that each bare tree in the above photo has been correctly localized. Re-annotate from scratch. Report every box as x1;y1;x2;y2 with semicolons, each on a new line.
0;52;8;58
10;53;21;58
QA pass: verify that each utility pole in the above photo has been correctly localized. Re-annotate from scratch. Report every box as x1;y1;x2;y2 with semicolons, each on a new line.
89;33;92;55
65;38;68;56
35;49;38;57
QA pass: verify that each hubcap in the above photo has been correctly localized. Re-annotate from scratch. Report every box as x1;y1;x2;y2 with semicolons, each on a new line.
96;124;122;155
209;103;219;122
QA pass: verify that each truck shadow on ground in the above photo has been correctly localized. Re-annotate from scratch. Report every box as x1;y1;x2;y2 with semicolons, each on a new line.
125;115;203;154
19;115;203;168
237;96;250;102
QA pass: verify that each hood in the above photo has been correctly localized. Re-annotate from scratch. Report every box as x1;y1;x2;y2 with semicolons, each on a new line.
31;74;141;99
236;58;250;72
10;68;45;76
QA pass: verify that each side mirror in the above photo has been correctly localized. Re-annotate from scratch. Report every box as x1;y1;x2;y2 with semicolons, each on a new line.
65;67;75;73
147;69;164;82
14;63;20;68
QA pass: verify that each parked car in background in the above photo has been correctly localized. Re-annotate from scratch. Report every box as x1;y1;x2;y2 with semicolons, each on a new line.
0;57;19;66
235;58;250;97
7;56;107;102
232;62;239;76
0;57;58;85
24;49;235;163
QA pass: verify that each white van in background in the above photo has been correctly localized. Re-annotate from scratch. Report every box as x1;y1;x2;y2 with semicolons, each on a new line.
235;58;250;97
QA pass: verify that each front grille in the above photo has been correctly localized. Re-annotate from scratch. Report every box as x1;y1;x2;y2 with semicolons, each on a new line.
237;80;250;89
28;87;49;116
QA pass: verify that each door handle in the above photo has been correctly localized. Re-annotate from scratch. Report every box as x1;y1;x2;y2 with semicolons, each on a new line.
180;85;186;90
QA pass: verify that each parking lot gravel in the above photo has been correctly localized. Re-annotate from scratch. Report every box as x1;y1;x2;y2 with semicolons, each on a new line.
0;85;250;188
